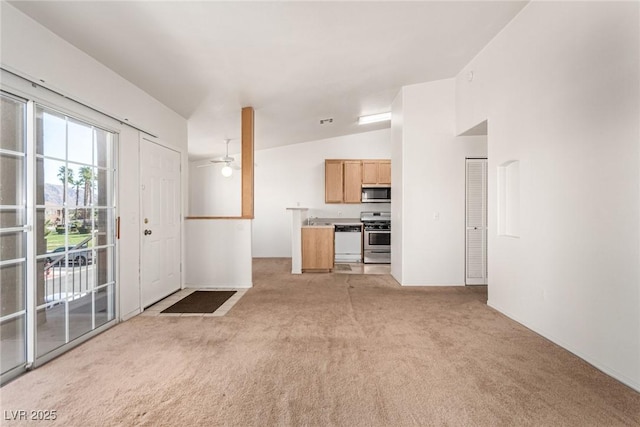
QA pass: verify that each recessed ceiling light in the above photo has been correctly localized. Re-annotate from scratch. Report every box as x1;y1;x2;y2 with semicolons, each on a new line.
358;112;391;125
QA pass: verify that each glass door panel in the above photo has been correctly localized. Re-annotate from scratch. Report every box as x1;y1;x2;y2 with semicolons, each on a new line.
34;105;116;359
0;92;27;376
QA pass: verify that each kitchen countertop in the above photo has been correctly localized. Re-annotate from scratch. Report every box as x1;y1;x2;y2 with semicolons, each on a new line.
306;217;363;226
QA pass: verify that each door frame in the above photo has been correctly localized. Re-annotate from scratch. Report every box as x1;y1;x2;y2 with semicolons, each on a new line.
138;135;183;310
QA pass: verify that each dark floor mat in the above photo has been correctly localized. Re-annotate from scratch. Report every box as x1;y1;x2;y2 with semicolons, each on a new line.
161;291;236;313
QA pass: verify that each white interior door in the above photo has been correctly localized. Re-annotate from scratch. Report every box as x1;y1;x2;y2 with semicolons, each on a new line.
140;138;181;308
466;158;488;285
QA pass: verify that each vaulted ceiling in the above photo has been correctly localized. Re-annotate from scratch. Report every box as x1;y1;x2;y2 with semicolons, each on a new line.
11;1;528;159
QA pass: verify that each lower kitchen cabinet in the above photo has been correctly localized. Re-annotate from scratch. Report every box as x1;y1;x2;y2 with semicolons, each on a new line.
302;226;335;272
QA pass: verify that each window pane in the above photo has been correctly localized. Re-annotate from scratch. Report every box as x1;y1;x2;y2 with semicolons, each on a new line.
36;303;66;357
94;285;114;328
1;315;26;375
43;261;68;305
0;231;25;262
67;118;93;166
0;153;24;206
42;227;67;256
0;93;25;153
0;208;25;228
68;292;92;341
38;208;60;255
93;168;112;207
94;247;113;287
36;108;66;159
94;128;111;168
37;157;68;207
44;257;93;297
0;262;25;317
37;208;56;249
93;208;114;246
76;166;95;211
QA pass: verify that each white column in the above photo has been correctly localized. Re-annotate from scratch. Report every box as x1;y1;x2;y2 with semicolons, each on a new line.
286;208;308;274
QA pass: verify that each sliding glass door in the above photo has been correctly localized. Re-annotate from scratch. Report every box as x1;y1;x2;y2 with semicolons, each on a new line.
0;91;117;383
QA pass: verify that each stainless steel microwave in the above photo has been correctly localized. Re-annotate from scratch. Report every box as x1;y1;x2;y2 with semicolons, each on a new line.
361;186;391;203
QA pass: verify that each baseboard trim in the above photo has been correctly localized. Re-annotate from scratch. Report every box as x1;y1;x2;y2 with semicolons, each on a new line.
121;308;141;321
401;283;465;287
487;300;640;393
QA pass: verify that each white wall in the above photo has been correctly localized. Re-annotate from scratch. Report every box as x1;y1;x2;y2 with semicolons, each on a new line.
189;159;242;217
393;79;487;286
185;219;252;288
390;91;404;283
456;1;640;391
1;2;189;320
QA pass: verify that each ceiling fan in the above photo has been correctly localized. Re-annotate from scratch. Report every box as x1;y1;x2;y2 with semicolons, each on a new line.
197;139;240;177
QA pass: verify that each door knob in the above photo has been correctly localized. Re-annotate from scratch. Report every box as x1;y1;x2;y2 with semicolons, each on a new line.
144;229;153;235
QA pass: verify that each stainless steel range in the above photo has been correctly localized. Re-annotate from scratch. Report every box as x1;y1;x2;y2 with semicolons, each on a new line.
360;211;391;264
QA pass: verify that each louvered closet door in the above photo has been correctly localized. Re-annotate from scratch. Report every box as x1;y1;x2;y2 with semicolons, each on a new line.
466;159;487;285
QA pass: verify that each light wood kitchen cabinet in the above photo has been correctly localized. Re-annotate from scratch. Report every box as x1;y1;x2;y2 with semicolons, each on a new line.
325;160;344;203
362;160;391;185
325;160;362;204
343;161;362;203
378;161;391;184
302;227;335;271
325;159;390;203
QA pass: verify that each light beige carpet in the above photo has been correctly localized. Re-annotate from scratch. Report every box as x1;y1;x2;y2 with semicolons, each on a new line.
1;258;639;426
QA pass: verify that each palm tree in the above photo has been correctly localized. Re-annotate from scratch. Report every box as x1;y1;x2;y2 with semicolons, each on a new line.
71;172;81;219
57;166;74;225
79;166;93;221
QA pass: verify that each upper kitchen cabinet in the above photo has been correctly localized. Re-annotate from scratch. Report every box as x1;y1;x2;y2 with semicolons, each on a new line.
362;160;391;185
325;160;362;204
325;159;390;203
343;161;362;203
325;160;344;203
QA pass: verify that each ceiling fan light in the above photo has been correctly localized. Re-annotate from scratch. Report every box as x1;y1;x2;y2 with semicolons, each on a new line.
358;112;391;125
221;164;233;177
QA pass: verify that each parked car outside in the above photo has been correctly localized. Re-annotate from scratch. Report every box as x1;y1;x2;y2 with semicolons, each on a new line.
46;245;93;266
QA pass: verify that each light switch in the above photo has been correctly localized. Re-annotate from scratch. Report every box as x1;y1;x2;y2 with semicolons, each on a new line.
433;212;440;221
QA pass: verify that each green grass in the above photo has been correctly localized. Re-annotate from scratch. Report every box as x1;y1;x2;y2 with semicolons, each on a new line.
45;233;92;251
